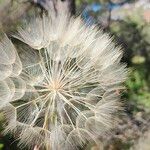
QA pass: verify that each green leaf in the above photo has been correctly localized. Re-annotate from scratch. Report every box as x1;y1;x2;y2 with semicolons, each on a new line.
0;144;4;150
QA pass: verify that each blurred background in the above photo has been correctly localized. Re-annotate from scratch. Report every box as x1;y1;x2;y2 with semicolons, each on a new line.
0;0;150;149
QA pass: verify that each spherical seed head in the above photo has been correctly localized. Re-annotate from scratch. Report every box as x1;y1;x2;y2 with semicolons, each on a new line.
0;13;127;150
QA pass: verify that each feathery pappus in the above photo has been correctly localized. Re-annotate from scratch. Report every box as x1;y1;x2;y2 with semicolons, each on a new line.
0;13;127;150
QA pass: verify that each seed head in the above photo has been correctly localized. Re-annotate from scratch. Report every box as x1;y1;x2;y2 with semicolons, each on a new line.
0;14;127;150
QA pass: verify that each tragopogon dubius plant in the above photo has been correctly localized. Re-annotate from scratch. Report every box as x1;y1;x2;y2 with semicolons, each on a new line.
0;13;127;150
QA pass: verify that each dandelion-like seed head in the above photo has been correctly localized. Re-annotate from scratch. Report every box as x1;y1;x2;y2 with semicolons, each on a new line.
0;13;127;150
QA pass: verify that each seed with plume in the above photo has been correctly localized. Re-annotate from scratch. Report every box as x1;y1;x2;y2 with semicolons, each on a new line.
0;13;127;150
